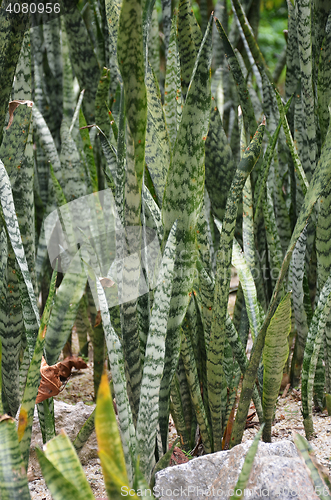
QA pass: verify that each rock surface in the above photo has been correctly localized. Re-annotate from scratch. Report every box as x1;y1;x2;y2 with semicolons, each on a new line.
154;440;320;500
28;400;97;480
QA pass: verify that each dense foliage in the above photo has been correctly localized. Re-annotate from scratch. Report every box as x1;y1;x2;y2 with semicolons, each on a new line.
0;0;331;496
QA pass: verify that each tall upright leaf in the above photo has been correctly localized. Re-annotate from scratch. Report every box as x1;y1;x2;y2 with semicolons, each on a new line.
117;0;147;197
160;16;212;451
207;119;265;451
262;292;291;442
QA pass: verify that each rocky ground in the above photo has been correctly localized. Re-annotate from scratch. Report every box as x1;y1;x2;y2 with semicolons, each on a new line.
27;354;331;499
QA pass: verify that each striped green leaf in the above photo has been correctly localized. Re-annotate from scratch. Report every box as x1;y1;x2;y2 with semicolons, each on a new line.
262;292;291;442
73;408;95;455
262;184;283;290
207;119;265;451
118;0;147;193
61;20;75;128
147;5;160;80
95;67;111;138
289;228;309;386
0;159;40;334
294;433;331;500
18;264;57;469
36;431;94;500
180;322;212;453
231;232;264;341
214;17;256;140
45;258;87;366
317;27;331;145
0;10;29;141
60;121;88;202
136;221;177;480
301;273;331;439
0;416;30;500
92;268;136;484
295;0;317;177
160;15;212;451
61;2;100;121
205;105;236;223
229;424;264;500
145;63;171;206
164;13;182;150
177;0;202;101
95;372;129;497
169;377;191;451
232;108;331;447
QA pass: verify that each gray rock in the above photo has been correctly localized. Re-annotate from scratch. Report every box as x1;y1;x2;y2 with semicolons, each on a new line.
28;400;97;480
154;440;320;500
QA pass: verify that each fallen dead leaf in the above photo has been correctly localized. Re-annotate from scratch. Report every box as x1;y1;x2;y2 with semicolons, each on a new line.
36;356;88;404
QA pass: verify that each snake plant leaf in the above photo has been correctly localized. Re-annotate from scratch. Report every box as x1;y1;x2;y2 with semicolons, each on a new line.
205;105;236;223
13;28;31;101
318;25;331;145
316;181;331;290
60;121;88;201
36;430;94;500
45;259;87;366
289;228;309;386
79;110;99;193
0;10;29;141
262;184;283;290
295;0;317;176
180;323;212;453
18;265;57;469
214;17;256;140
0;335;2;414
95;67;111;138
61;2;100;121
105;0;122;82
176;353;194;447
61;20;76;129
0;235;23;417
92;270;136;485
147;5;160;81
73;407;95;455
118;0;147;192
262;292;291;442
177;0;202;101
159;15;212;452
285;0;300;107
0;416;31;500
229;424;264;500
164;13;182;150
142;185;163;244
301;273;331;439
207;118;265;451
169;376;191;450
136;221;177;479
232;106;331;448
145;63;171;206
229;229;263;341
32;104;61;178
96;372;128;497
161;0;172;54
293;433;331;500
0;160;40;330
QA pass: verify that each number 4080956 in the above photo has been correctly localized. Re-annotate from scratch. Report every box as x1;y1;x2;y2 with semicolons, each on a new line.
6;2;61;14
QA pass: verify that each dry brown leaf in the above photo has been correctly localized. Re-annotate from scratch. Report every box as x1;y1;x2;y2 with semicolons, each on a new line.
57;355;88;379
36;356;88;404
7;100;33;129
